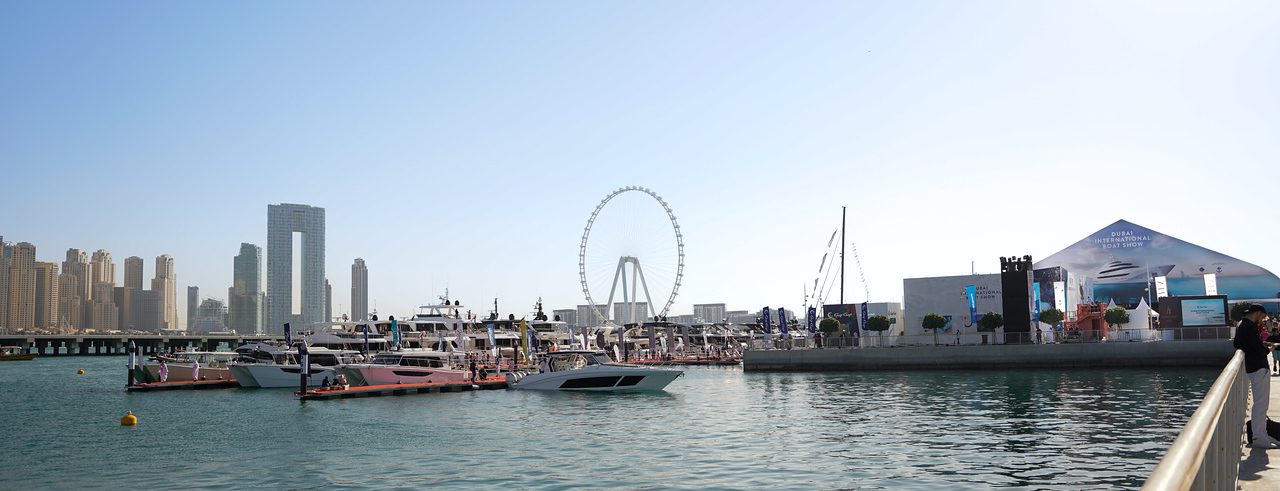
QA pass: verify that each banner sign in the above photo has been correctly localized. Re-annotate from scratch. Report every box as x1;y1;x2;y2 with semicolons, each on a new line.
860;302;869;332
761;307;772;334
1052;281;1066;311
778;307;788;335
965;285;978;327
1203;274;1217;296
1032;281;1041;322
1154;276;1168;299
283;323;292;347
807;306;817;333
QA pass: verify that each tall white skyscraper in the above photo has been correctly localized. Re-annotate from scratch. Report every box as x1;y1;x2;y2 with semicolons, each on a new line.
351;258;368;322
34;261;59;329
186;286;199;331
267;203;325;334
152;254;177;330
91;250;114;287
229;243;262;334
0;236;10;330
6;242;37;332
124;256;144;291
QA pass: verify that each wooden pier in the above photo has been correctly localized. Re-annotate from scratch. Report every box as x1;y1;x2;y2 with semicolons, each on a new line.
126;379;240;392
298;378;509;401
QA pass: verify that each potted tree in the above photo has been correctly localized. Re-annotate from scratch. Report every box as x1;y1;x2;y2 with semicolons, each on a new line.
1040;308;1064;344
818;317;841;348
1103;307;1129;341
866;315;891;347
922;313;947;346
977;312;1004;345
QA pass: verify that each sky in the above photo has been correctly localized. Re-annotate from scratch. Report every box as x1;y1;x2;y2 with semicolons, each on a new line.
2;1;1278;326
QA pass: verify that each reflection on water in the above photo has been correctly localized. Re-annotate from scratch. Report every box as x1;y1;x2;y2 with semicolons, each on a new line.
0;358;1212;490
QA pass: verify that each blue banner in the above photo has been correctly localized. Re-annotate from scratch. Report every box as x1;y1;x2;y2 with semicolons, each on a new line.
1032;281;1041;322
362;324;369;353
860;302;869;332
391;318;399;346
778;307;788;335
487;323;497;348
436;330;446;351
283;323;292;347
965;285;978;327
807;306;817;333
761;307;772;334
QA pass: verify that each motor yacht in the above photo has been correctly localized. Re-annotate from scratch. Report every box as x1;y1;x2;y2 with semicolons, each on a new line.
144;350;237;382
228;344;360;388
337;349;470;386
508;350;682;391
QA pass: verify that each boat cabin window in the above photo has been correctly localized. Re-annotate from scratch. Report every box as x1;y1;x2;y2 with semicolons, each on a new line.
548;353;601;372
310;354;340;366
371;354;402;365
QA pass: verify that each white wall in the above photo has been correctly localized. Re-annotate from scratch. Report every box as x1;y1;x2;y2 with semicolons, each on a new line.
903;273;1003;343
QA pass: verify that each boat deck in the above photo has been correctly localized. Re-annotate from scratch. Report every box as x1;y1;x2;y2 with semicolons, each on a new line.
628;358;741;366
126;379;240;392
1239;373;1280;489
298;377;509;401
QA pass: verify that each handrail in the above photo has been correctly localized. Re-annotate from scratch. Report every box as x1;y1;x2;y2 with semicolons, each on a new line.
1142;350;1245;490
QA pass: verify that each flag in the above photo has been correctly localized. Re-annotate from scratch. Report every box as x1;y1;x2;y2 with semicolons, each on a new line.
762;307;772;334
284;323;292;347
807;306;817;334
860;302;869;332
486;323;497;349
362;324;369;354
391;318;400;346
778;307;788;335
436;330;446;351
455;324;466;352
519;318;529;364
1032;282;1041;322
965;285;978;327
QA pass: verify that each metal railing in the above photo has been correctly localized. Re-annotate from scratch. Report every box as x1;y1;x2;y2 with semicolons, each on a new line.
1142;350;1245;491
758;327;1235;350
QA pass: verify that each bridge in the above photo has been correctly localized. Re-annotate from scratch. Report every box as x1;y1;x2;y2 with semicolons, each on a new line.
0;334;285;356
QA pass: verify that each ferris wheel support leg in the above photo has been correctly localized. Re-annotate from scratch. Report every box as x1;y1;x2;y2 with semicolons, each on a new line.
629;261;639;324
634;260;659;320
603;257;626;323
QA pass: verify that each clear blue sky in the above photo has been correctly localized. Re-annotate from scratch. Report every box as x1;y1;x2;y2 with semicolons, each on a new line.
3;1;1277;326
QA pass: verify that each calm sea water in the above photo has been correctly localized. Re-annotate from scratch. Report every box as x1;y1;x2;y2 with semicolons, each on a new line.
0;356;1215;490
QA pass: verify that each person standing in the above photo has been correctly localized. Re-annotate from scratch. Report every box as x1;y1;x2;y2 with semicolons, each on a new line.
1235;305;1277;448
1270;326;1280;376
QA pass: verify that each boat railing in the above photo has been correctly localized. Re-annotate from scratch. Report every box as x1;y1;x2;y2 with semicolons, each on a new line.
1142;349;1245;491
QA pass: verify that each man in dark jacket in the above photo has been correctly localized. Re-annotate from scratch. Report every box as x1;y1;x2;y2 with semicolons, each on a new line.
1235;304;1277;448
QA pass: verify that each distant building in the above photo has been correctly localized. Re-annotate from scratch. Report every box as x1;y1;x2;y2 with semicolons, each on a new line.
57;273;82;331
267;203;325;333
669;314;696;325
123;256;144;291
576;304;607;328
0;237;10;330
186;286;199;330
6;243;36;331
62;249;90;327
135;289;161;332
612;302;650;325
114;286;135;331
324;279;332;323
34;262;59;329
351;258;368;322
692;303;727;323
91;282;118;331
726;310;756;325
228;243;262;334
91;250;114;287
193;298;228;333
152;255;177;330
552;309;577;327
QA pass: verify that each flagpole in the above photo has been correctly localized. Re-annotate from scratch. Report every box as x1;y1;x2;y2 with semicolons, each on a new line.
841;206;846;305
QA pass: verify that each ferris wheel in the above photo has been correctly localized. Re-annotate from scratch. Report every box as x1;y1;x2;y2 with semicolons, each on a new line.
579;186;684;326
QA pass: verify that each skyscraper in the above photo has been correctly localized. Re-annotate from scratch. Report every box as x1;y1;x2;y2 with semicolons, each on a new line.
62;249;90;328
57;273;82;330
324;279;332;323
186;286;199;330
152;255;177;330
267;203;325;333
34;262;59;329
351;258;368;322
124;256;144;290
0;236;10;331
91;250;115;287
229;243;262;334
6;242;36;332
91;282;118;331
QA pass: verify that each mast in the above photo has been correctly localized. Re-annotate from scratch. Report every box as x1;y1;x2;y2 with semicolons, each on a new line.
840;206;846;305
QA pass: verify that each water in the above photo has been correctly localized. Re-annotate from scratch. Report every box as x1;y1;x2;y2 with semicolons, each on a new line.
0;357;1215;490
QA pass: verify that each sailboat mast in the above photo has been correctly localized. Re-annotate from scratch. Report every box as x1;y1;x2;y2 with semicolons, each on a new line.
840;205;846;305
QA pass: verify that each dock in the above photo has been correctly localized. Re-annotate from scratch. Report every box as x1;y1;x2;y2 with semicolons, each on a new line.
298;378;509;401
1238;374;1280;490
126;379;240;392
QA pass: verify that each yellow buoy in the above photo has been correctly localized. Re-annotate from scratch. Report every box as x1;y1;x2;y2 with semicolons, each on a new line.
77;369;85;375
120;411;137;426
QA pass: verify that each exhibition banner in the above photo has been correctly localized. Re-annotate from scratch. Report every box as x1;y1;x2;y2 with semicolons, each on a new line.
807;306;817;333
1032;282;1041;321
778;307;788;335
761;307;772;334
1154;276;1168;299
1052;281;1066;311
965;285;977;327
860;302;869;332
1203;274;1218;296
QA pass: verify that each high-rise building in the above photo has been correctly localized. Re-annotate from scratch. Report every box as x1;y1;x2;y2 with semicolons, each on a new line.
267;203;325;333
351;258;368;322
124;256;144;290
153;255;177;330
114;286;135;331
193;298;228;333
186;286;199;330
6;242;37;332
62;249;91;328
34;262;59;329
324;279;332;323
136;289;161;332
692;303;728;324
91;282;118;331
612;302;650;325
91;250;115;287
57;273;82;330
0;237;11;331
552;309;577;327
576;304;608;328
228;243;262;334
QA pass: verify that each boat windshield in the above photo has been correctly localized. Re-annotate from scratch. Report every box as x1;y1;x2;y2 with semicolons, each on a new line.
371;354;402;365
548;353;603;372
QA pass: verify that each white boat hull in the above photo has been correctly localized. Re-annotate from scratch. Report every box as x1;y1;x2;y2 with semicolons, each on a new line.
234;364;339;388
511;366;682;391
144;364;233;382
338;364;470;386
228;364;260;387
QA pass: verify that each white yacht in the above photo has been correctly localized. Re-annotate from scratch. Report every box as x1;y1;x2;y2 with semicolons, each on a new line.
144;350;237;382
1094;260;1175;283
228;344;360;388
337;349;470;386
508;350;683;391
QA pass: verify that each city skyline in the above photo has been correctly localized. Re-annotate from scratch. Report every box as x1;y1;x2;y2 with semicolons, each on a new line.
3;2;1278;324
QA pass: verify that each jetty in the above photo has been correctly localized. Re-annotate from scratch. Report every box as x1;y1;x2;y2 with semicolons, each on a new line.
127;379;240;392
298;378;509;401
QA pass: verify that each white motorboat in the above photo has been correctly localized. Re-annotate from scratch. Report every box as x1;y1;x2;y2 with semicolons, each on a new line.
144;351;237;382
509;350;682;391
228;345;360;388
337;349;470;386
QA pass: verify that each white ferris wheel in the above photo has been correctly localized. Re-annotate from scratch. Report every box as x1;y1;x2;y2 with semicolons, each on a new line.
579;186;684;327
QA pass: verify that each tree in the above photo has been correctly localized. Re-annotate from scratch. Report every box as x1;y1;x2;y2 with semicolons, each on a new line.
922;313;946;346
818;317;841;336
1104;307;1130;327
1040;308;1064;327
1231;302;1255;325
867;315;891;336
978;312;1004;332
